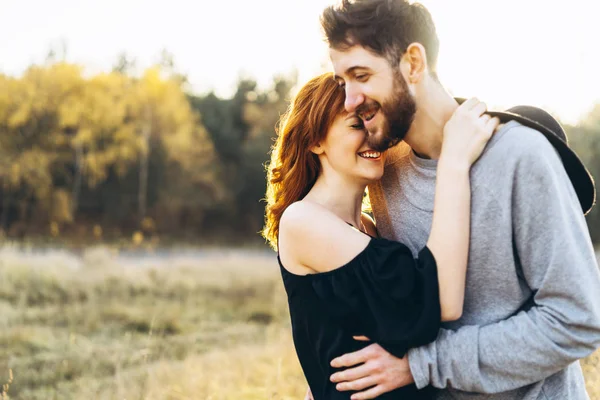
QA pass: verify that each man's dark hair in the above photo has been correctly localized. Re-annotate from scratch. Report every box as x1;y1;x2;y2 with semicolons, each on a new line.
321;0;440;76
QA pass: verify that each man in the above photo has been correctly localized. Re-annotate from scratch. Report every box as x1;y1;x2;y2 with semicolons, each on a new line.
311;0;600;399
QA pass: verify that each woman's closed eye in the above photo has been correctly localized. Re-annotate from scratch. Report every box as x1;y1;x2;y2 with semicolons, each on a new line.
350;121;364;130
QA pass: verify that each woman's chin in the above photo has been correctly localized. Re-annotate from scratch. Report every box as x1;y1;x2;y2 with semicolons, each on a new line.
359;170;385;184
371;172;385;182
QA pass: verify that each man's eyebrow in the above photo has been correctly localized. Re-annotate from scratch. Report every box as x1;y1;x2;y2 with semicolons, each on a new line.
333;66;369;81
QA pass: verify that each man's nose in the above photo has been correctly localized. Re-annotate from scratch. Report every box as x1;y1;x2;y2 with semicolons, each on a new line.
344;86;365;113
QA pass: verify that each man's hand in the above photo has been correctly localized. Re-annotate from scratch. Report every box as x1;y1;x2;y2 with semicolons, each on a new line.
330;340;414;400
304;387;314;400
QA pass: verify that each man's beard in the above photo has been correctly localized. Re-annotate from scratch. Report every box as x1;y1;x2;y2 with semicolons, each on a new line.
358;70;417;152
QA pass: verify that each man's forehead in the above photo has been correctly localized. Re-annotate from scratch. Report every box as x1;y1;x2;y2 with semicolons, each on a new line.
329;46;381;76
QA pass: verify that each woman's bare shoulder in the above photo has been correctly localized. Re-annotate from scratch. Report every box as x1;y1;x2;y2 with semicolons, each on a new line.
279;201;371;274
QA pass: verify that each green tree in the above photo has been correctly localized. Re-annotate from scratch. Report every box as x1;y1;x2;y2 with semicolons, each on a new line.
568;104;600;243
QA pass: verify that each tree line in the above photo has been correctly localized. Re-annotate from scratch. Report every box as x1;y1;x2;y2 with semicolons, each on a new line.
1;58;599;246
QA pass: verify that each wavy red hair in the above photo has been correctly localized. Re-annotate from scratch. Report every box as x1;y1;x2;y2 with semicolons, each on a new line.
263;73;346;250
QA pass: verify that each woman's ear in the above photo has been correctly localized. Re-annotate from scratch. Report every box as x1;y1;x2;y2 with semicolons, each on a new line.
310;143;324;155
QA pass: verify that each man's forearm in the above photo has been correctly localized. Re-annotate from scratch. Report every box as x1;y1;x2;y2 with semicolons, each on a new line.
408;304;600;392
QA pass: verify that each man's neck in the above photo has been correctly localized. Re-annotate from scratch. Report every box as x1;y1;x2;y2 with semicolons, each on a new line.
404;83;458;160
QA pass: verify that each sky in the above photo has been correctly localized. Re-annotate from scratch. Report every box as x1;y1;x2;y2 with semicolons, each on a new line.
1;0;599;123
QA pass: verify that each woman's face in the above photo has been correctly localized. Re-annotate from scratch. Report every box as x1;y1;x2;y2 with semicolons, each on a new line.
316;112;386;184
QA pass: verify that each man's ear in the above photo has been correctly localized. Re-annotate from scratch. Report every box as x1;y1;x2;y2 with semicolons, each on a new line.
311;143;324;155
401;42;428;84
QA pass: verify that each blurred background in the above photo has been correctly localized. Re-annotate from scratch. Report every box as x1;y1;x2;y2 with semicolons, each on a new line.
1;0;599;399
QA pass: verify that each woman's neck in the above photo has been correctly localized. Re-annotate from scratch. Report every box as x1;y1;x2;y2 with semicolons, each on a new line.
304;173;366;229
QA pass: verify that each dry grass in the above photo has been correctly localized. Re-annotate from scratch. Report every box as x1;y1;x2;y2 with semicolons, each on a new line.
0;245;599;399
70;326;307;400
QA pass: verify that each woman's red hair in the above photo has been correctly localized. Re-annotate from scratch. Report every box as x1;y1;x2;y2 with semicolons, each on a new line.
263;73;346;250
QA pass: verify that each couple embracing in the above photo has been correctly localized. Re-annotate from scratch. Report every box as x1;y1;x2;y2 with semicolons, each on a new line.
262;1;600;399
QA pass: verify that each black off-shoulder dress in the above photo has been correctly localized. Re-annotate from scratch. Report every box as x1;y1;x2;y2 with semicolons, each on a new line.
279;237;440;399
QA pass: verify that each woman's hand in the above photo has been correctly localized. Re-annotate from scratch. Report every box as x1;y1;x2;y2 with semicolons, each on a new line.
441;98;500;169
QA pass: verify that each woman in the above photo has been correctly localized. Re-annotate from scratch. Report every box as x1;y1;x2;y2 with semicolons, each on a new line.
262;73;498;399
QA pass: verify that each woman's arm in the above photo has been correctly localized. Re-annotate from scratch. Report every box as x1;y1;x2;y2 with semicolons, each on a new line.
426;160;471;321
426;98;499;321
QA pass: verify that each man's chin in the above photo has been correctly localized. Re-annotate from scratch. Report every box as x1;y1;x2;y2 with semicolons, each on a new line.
367;131;393;152
367;126;386;140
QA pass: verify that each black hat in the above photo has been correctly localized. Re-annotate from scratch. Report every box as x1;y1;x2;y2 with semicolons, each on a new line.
456;98;596;215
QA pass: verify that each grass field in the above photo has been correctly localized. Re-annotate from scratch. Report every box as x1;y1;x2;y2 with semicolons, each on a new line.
0;245;599;399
